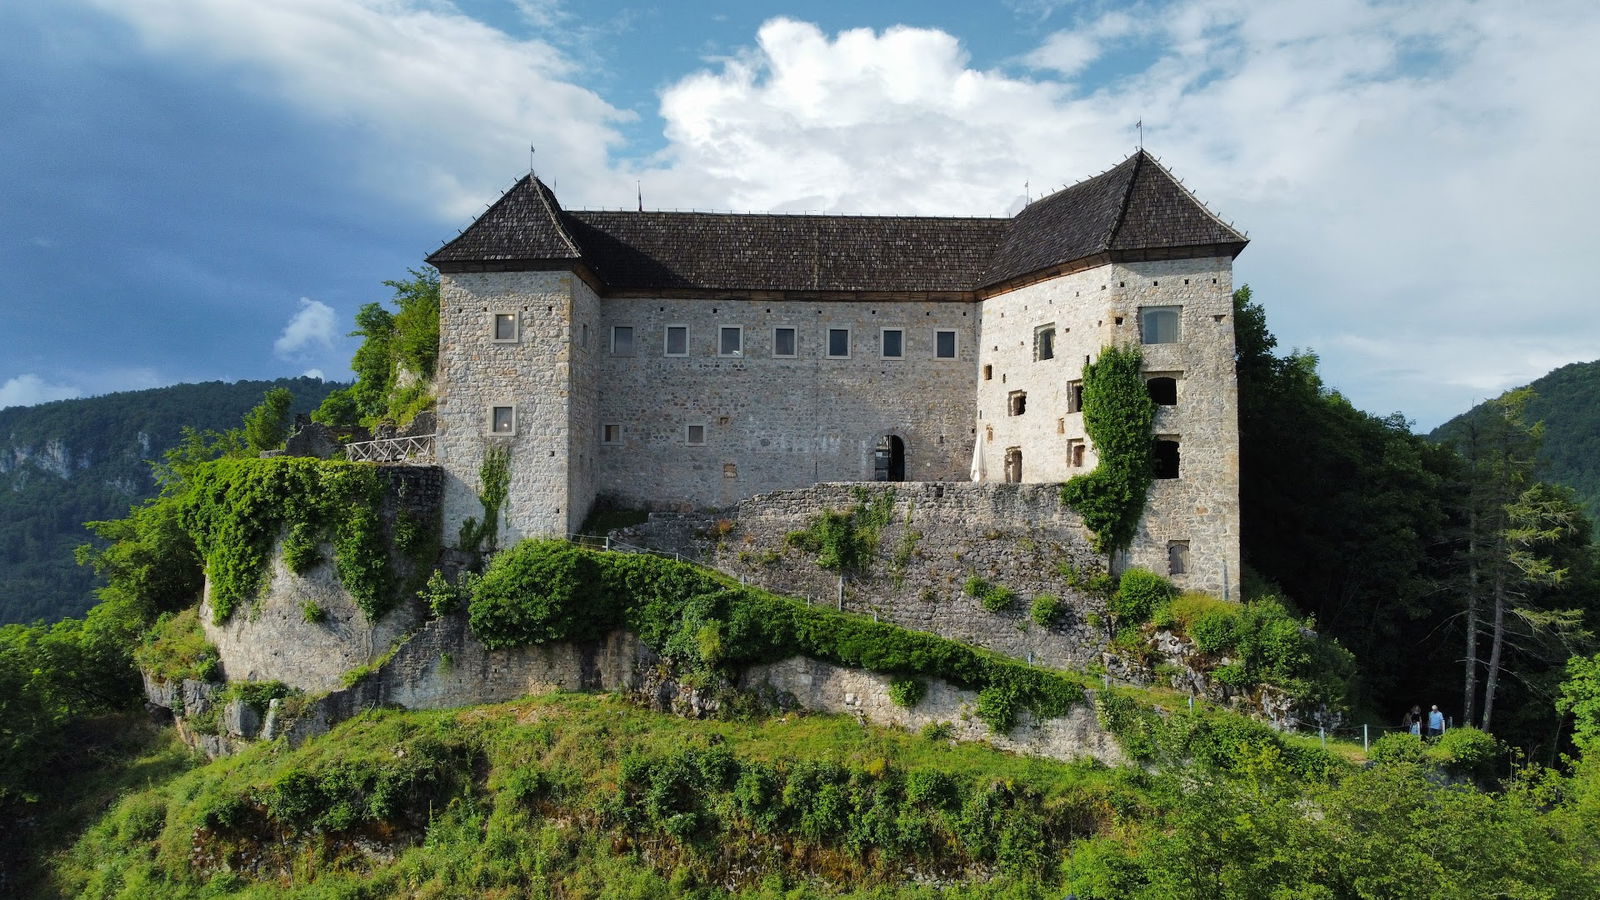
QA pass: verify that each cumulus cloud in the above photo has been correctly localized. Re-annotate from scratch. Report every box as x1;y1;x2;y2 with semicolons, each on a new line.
302;368;326;380
73;0;1600;426
0;374;83;409
274;297;337;359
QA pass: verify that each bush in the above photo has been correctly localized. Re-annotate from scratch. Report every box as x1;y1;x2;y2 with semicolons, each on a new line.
1189;609;1239;654
888;677;926;709
1030;594;1064;628
133;608;220;683
1427;727;1500;782
300;600;326;624
964;576;1017;613
468;541;611;649
1109;568;1174;625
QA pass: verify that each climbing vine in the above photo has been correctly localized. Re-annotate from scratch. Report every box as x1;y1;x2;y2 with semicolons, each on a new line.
458;444;511;554
177;457;393;623
1060;345;1156;555
784;487;896;572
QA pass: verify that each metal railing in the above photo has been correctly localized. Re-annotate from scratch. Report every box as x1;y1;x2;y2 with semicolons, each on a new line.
344;433;436;463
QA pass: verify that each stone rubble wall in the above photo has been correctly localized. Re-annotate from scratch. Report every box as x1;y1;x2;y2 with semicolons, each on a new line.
708;482;1109;670
146;619;1124;768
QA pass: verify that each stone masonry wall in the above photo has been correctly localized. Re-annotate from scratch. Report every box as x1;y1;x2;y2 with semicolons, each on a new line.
593;296;979;511
974;257;1240;596
437;270;580;547
711;482;1109;670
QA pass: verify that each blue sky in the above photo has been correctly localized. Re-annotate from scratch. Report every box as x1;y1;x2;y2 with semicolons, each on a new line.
2;0;1597;430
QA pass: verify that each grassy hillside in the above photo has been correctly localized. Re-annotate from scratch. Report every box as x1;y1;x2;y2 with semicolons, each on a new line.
0;377;344;624
1430;359;1600;515
46;693;1594;899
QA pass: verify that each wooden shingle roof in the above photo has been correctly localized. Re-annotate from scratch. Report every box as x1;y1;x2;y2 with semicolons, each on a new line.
426;151;1246;295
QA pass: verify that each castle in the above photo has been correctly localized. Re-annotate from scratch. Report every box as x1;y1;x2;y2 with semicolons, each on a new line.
425;150;1246;594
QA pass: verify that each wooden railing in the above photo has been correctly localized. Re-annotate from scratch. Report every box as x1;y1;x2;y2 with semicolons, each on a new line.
344;434;436;463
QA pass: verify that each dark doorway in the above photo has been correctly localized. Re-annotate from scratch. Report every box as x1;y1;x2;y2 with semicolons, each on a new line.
1153;439;1181;479
874;435;906;482
1147;376;1177;406
1004;447;1023;483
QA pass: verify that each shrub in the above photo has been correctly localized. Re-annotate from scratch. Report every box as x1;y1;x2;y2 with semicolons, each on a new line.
468;541;611;649
134;608;220;683
1030;594;1064;628
965;576;1017;613
1427;727;1500;782
300;600;326;624
888;677;926;709
1109;568;1174;625
1189;609;1239;654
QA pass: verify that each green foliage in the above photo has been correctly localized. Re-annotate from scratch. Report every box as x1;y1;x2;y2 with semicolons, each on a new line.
300;600;326;624
964;576;1018;613
421;568;477;618
458;444;510;554
1060;345;1157;554
240;387;292;454
1559;652;1600;751
1030;594;1064;628
0;376;340;625
132;607;219;684
467;540;1087;734
888;677;926;709
175;457;394;623
1093;692;1339;779
313;269;440;429
1109;568;1175;625
785;487;896;572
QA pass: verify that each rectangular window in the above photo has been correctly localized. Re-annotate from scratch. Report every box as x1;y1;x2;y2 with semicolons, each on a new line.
1067;439;1085;468
1034;324;1055;361
881;328;904;359
719;325;743;357
773;327;797;358
983;364;993;381
686;424;706;445
664;325;688;356
492;313;518;343
827;328;851;358
1139;306;1182;344
935;330;957;359
1008;391;1027;416
611;325;635;356
601;424;621;445
1067;380;1084;414
489;406;515;435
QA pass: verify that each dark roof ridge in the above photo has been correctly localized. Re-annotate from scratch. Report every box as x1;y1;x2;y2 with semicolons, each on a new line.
529;176;583;258
569;208;1009;222
1103;150;1146;250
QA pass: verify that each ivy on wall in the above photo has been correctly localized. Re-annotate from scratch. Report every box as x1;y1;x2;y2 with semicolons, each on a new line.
1060;345;1157;555
784;487;896;573
458;444;510;554
467;539;1087;735
177;458;394;623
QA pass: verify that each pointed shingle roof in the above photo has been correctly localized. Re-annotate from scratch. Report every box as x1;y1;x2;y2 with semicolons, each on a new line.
425;151;1246;294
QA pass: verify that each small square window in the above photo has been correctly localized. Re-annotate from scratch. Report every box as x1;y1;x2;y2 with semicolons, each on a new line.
686;424;706;445
1067;439;1086;468
492;313;518;342
1008;391;1027;416
773;327;797;358
611;325;635;356
828;328;850;358
489;406;515;435
1140;306;1182;344
719;325;743;357
665;325;689;356
1034;325;1055;361
881;328;904;359
601;424;621;445
935;330;958;359
1067;380;1084;414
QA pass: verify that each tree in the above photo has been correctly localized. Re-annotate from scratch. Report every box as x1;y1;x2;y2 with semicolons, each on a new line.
241;387;293;453
312;268;440;429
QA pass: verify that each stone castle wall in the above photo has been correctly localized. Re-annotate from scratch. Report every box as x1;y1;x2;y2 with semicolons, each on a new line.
974;256;1240;596
706;482;1109;670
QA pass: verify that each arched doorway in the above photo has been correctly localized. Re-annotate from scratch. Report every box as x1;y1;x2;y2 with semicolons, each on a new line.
874;435;906;482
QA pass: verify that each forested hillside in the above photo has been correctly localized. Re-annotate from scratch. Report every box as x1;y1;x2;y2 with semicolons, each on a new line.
1431;359;1600;515
0;377;343;624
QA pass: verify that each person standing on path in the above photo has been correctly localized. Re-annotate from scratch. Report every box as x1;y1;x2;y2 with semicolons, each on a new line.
1426;704;1446;738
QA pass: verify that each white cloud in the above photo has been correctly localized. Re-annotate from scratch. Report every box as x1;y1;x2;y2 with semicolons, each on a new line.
643;4;1600;427
302;368;326;380
274;297;337;359
0;374;83;409
80;0;634;219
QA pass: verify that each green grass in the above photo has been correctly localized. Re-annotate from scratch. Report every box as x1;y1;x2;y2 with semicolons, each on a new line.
132;607;219;683
53;693;1141;899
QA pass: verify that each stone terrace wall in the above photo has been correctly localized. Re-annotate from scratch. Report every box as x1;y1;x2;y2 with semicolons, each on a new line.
710;482;1108;670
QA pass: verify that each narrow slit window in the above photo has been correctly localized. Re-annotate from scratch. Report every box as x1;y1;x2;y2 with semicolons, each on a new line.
1067;380;1084;414
983;364;993;381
